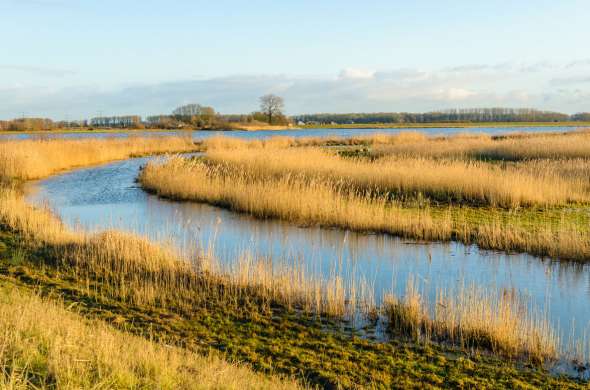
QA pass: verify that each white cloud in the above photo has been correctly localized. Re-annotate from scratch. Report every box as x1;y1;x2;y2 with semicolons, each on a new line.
550;76;590;86
2;60;590;119
566;59;590;69
0;64;77;77
338;68;376;80
434;88;477;101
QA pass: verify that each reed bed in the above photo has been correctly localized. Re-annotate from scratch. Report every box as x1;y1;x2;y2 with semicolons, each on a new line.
0;136;199;182
204;147;588;208
0;286;300;389
369;129;590;161
516;158;590;186
203;129;590;162
139;156;590;261
139;157;453;239
384;280;559;362
201;131;429;150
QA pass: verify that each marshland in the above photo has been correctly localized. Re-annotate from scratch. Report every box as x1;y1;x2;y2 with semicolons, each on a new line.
0;129;588;388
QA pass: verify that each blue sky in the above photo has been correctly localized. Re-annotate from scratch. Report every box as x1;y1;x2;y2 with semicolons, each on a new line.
1;0;589;119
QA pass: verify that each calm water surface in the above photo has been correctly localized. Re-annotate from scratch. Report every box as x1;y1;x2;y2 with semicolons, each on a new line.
2;125;586;141
25;155;590;364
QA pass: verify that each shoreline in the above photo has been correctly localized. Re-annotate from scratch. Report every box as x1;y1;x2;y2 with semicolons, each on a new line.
1;121;590;135
301;121;590;129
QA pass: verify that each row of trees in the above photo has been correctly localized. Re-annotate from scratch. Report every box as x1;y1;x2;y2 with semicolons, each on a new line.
294;108;589;125
146;95;289;129
0;118;61;131
147;104;218;129
0;94;288;131
3;102;589;131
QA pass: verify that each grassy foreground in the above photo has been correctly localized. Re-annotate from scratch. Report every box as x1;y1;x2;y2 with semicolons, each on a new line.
0;228;586;389
0;281;300;389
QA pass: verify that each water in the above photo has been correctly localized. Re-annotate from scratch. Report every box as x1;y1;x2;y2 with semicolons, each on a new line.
2;125;586;141
25;155;590;365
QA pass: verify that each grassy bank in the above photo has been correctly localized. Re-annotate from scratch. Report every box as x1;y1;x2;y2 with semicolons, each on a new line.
0;136;201;183
0;282;300;389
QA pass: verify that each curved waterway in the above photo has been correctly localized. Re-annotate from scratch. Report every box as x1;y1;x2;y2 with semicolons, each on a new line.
25;155;590;363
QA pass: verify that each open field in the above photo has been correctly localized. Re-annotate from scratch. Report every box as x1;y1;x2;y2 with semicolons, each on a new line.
139;131;590;261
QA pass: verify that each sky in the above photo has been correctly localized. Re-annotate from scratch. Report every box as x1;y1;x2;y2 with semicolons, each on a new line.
1;0;589;119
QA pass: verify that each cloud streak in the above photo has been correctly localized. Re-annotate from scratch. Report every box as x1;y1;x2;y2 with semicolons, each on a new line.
1;61;590;119
0;64;77;78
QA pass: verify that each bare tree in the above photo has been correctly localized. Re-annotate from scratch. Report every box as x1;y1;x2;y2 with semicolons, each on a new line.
259;94;284;124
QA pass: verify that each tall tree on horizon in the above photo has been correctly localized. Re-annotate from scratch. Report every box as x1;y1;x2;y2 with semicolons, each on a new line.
259;94;284;124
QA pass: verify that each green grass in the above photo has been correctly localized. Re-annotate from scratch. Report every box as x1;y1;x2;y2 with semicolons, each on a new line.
0;228;587;389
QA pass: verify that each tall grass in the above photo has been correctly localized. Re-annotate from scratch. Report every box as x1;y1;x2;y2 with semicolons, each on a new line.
0;286;301;389
384;280;559;362
139;156;590;261
140;157;453;238
203;129;590;161
204;147;588;208
0;136;199;182
369;129;590;161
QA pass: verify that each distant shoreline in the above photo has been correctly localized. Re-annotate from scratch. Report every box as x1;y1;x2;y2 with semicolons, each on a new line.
301;121;590;129
1;121;589;135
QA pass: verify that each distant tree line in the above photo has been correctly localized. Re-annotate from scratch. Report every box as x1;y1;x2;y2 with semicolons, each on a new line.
571;112;590;121
0;118;78;131
2;105;589;131
294;108;589;125
146;97;289;129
